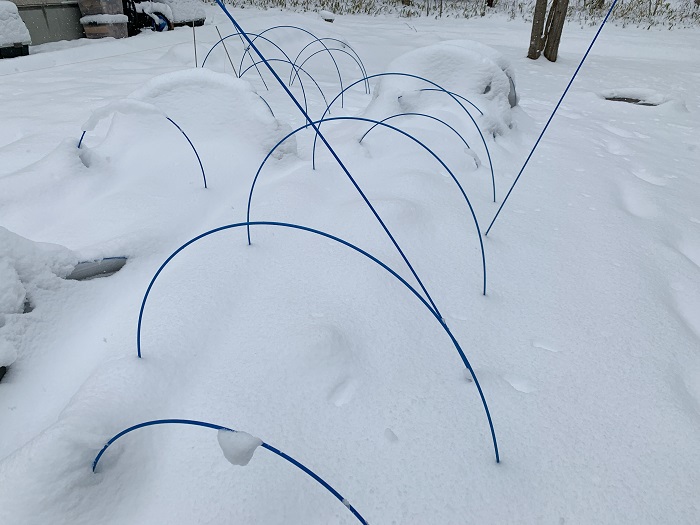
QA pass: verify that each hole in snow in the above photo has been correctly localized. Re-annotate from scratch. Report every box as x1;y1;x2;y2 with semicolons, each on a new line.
0;366;7;383
66;257;127;281
605;96;658;106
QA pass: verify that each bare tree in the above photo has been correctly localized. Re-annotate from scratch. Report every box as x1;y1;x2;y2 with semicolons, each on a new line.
527;0;571;62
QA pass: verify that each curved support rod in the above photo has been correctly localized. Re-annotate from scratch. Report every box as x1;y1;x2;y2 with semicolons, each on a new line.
312;73;495;202
358;112;472;153
92;419;369;524
258;94;275;117
78;116;207;189
202;32;292;91
289;37;370;94
165;117;207;189
290;48;368;99
135;222;499;462
241;58;329;115
247;117;486;296
215;1;441;327
418;88;483;116
241;25;345;107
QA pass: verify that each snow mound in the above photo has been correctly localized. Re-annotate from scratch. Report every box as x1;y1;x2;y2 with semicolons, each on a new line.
158;0;205;24
82;68;296;165
0;0;31;46
0;227;77;367
368;41;516;135
217;429;262;466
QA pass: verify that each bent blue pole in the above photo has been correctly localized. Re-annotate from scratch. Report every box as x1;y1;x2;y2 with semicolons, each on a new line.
291;48;368;98
313;73;495;202
135;222;499;462
92;419;369;524
165;117;207;189
78;116;207;189
241;58;329;115
202;31;296;90
358;112;472;153
240;25;345;107
486;0;619;236
246;118;486;295
215;0;441;320
289;37;370;94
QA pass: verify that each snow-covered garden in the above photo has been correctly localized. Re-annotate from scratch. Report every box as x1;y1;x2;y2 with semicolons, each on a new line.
1;3;699;523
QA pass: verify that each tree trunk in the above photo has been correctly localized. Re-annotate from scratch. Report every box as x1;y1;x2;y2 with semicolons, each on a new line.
543;0;569;62
527;0;548;59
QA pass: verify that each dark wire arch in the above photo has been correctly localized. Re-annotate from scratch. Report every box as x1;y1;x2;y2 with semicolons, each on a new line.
313;73;495;202
240;58;329;115
358;112;472;154
135;221;498;462
77;115;207;189
289;37;370;94
239;25;346;107
290;47;368;98
92;418;368;524
246;117;486;296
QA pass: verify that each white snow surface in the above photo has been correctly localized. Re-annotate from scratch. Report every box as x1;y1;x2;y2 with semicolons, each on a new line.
217;429;262;466
1;6;700;524
0;0;30;46
80;14;129;26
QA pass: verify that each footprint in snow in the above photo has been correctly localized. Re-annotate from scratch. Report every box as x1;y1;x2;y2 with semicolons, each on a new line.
502;374;537;394
616;183;659;218
532;340;561;353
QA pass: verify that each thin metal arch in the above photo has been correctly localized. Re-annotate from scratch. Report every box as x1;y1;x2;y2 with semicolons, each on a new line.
313;73;495;202
358;112;472;153
247;117;486;296
240;58;329;115
290;43;370;95
240;25;345;107
135;222;498;462
290;47;366;102
92;419;368;524
78;116;207;189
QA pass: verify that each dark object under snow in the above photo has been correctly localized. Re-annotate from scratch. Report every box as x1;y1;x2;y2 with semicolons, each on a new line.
0;43;28;58
66;257;127;280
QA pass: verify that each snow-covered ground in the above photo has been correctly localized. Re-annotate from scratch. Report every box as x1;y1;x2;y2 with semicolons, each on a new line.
1;5;699;523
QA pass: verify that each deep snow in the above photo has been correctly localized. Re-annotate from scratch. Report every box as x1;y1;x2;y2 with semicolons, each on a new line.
0;5;699;524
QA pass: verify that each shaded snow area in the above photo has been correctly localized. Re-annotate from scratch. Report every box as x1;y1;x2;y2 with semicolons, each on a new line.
1;5;700;524
0;1;30;46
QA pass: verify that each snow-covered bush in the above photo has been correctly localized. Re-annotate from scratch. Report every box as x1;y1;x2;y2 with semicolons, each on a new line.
0;227;77;369
0;0;31;47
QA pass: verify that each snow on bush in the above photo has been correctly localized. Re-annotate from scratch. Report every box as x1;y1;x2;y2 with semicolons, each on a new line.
158;0;206;24
217;429;262;466
0;0;31;47
365;41;515;135
0;227;77;368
